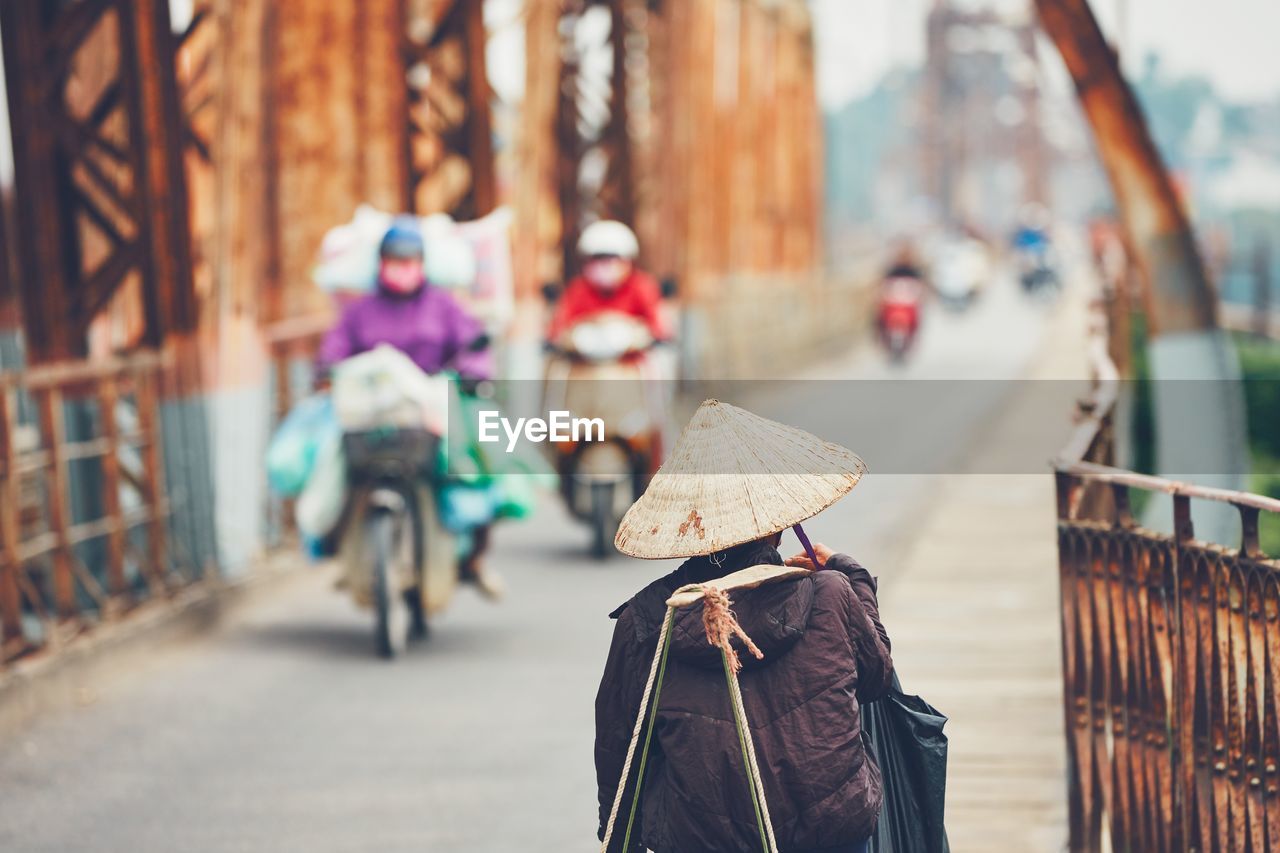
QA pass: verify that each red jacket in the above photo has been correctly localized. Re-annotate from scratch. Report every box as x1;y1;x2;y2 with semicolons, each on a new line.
549;270;669;342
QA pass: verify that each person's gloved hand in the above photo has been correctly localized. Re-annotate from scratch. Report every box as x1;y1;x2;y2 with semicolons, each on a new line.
784;541;834;570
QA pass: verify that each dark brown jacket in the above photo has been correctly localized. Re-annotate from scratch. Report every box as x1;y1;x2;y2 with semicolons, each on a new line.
595;552;893;853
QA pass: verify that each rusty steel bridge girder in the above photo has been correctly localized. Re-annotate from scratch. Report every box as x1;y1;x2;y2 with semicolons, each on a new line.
0;0;198;363
922;5;1047;225
553;0;650;276
403;0;497;220
519;0;822;293
1034;0;1218;336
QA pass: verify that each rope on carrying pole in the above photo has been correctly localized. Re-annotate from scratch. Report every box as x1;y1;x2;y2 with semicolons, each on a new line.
600;581;781;853
706;586;779;853
722;649;770;853
600;606;674;852
726;655;780;853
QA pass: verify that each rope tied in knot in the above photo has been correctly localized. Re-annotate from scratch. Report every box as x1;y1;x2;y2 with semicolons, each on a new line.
699;585;764;674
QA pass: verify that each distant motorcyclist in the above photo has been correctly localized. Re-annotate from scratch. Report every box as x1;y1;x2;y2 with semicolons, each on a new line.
318;221;492;382
1012;204;1052;256
875;246;926;358
317;220;504;598
882;244;926;285
548;221;670;344
1011;205;1058;296
542;221;671;556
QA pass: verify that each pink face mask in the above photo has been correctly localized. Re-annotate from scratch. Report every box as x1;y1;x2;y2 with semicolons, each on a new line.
379;259;425;294
583;258;629;291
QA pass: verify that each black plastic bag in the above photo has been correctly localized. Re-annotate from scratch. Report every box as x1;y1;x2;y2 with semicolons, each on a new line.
862;673;950;853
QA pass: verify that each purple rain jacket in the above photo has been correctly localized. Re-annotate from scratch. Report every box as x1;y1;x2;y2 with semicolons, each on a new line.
316;283;493;381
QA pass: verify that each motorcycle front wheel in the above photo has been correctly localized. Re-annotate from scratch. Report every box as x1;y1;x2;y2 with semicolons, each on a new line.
589;481;617;561
367;510;410;659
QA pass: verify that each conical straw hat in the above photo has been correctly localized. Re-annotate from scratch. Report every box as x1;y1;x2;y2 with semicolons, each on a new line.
614;400;866;559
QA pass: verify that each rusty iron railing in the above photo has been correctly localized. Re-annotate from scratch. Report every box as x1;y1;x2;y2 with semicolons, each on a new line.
1053;309;1280;851
0;352;187;665
263;315;329;544
264;313;329;421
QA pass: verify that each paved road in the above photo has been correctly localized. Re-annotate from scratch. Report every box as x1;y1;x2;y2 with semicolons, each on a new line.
0;274;1065;852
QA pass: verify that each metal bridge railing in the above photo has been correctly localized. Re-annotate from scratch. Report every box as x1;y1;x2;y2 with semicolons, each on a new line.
0;352;185;665
1053;305;1280;852
263;314;329;546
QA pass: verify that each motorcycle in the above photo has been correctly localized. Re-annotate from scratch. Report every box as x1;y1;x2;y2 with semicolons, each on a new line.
542;311;666;559
929;236;989;312
1015;245;1060;299
324;346;473;659
876;276;924;363
340;428;443;658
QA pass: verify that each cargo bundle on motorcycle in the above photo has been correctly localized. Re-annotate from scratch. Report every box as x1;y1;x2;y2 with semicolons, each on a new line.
259;200;555;658
266;345;551;658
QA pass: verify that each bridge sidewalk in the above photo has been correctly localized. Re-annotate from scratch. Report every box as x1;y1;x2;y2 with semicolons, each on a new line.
875;286;1090;852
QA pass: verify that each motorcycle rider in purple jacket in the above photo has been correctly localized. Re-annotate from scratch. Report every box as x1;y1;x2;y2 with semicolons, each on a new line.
316;221;503;598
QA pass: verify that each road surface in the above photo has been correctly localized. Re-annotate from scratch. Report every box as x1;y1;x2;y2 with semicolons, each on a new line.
0;274;1070;852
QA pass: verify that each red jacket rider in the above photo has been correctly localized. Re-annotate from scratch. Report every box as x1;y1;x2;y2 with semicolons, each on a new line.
548;221;669;342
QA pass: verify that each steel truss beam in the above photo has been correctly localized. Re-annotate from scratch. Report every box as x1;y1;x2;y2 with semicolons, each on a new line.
0;0;197;362
403;0;497;219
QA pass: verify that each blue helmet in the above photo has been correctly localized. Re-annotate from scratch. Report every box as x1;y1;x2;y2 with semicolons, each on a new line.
379;220;425;260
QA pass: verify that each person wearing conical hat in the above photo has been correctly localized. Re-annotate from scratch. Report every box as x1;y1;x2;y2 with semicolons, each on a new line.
595;400;894;853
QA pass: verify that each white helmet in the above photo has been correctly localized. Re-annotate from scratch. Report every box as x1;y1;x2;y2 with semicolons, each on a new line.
577;220;639;259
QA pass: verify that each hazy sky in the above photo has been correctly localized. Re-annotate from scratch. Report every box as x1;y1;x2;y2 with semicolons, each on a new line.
812;0;1280;108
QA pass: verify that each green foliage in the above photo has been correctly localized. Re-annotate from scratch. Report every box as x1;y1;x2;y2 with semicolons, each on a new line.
1129;319;1280;552
1130;319;1280;467
1128;311;1156;476
1233;333;1280;459
1233;333;1280;556
1250;456;1280;557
